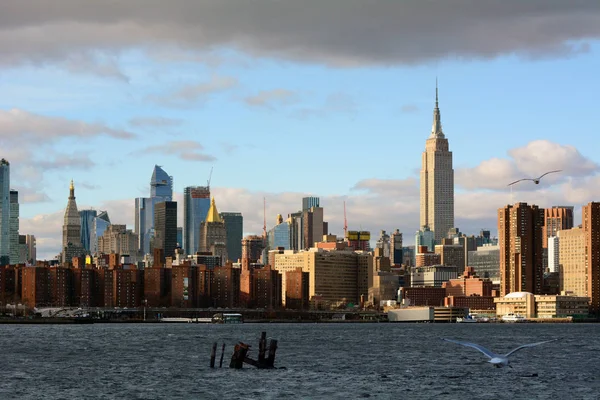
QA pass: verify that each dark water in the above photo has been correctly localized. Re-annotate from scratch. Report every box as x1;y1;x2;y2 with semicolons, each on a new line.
1;322;599;399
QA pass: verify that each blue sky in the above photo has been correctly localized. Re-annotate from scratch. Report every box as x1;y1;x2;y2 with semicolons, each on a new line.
2;1;600;259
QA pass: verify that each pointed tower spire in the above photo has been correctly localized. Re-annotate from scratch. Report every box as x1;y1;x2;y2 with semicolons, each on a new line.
69;179;75;199
430;77;444;138
205;197;222;223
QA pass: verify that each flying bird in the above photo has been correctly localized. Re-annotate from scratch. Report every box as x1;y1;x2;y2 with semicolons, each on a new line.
507;170;562;186
441;338;558;368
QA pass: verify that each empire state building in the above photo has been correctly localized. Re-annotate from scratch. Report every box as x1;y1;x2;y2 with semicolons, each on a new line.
419;83;454;244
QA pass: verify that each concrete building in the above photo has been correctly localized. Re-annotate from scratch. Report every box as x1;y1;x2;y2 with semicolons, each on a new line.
302;206;324;249
582;202;600;314
435;244;465;270
535;292;589;318
375;230;391;258
25;234;36;264
547;236;560;273
154;201;178;262
62;180;85;264
419;84;454;244
220;212;243;262
0;159;9;265
390;229;403;265
543;206;574;248
302;196;320;211
415;245;441;267
253;265;282;309
443;267;492;297
98;225;139;260
410;265;458;287
285;268;309;310
558;227;586;298
273;248;372;307
498;203;545;296
183;185;210;255
494;291;536;319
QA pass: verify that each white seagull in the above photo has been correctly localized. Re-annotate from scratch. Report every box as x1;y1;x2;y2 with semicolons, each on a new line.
507;170;562;186
442;338;558;368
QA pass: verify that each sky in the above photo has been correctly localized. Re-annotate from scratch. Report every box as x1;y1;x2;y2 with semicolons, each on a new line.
2;1;600;260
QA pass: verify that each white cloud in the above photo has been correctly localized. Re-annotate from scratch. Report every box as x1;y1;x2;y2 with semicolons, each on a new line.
244;89;297;108
141;140;217;162
148;75;238;106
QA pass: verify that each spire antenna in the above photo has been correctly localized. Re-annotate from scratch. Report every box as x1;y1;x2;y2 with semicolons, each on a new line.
435;76;439;108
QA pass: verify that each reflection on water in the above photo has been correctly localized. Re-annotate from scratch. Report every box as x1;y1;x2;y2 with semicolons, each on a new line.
1;323;599;399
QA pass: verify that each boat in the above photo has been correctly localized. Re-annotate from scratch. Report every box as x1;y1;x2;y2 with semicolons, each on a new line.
456;316;478;323
501;313;527;323
211;313;243;324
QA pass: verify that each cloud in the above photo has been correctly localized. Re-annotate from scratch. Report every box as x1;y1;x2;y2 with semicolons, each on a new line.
129;117;182;127
148;75;238;106
0;108;135;144
244;89;297;108
293;93;357;119
61;52;129;82
0;1;599;69
456;140;600;191
142;140;216;162
401;104;419;113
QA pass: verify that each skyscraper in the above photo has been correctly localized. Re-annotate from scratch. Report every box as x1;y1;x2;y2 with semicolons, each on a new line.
25;234;36;264
498;203;545;296
79;209;97;252
91;211;110;255
220;212;243;262
9;190;19;264
183;185;210;255
135;165;173;255
582;202;600;314
420;83;454;244
302;196;320;211
199;198;228;265
62;180;84;264
0;159;9;265
154;201;177;262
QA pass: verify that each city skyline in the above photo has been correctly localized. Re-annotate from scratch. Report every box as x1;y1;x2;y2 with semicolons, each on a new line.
2;2;600;259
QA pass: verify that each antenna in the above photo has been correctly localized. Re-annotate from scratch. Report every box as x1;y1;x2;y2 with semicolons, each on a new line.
263;197;267;239
343;201;348;239
207;166;213;189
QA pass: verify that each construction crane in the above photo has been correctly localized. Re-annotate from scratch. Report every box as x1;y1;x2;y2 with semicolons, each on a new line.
343;201;348;239
207;166;213;189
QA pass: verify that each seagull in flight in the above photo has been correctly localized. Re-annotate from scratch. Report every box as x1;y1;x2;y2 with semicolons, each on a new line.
507;170;562;186
441;338;558;368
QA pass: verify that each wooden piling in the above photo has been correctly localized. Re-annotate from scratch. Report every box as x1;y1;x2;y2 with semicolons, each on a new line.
210;342;217;368
229;342;250;369
258;331;267;364
266;339;278;368
219;343;225;368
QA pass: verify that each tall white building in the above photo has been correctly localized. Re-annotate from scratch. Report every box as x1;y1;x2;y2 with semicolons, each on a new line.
548;236;560;273
420;83;454;244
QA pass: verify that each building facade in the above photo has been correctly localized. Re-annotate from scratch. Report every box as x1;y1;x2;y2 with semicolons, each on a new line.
220;212;243;262
583;202;600;313
0;159;9;265
543;206;574;248
154;201;178;262
498;203;545;296
9;190;19;264
79;209;97;253
419;85;454;244
199;198;227;265
62;181;84;264
467;244;500;283
183;185;210;256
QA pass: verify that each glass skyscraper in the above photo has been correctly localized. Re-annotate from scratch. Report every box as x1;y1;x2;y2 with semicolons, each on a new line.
268;221;291;250
79;209;97;252
92;211;111;255
183;186;210;255
135;165;173;255
220;212;243;262
9;190;19;264
302;196;320;211
0;159;10;265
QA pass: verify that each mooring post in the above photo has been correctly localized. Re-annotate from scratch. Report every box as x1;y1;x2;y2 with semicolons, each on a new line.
219;343;225;368
210;342;217;368
258;331;267;365
266;339;278;368
229;343;250;369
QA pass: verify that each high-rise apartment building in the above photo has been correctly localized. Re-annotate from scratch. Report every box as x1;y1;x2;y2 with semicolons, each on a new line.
543;206;574;247
0;159;9;265
135;166;173;255
582;202;600;313
419;84;454;244
183;186;210;255
390;229;403;266
375;230;391;258
498;203;545;296
79;209;97;252
557;227;585;297
9;190;19;264
220;212;243;262
62;180;85;264
154;201;177;262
